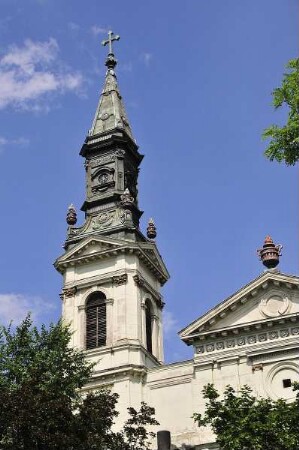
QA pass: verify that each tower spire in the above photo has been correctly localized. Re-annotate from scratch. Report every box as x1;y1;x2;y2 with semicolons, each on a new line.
55;35;170;383
85;30;134;141
66;33;144;244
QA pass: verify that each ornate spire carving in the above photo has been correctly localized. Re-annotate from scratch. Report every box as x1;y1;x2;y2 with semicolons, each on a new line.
65;33;145;247
120;188;134;208
66;204;77;226
257;236;282;269
86;30;133;140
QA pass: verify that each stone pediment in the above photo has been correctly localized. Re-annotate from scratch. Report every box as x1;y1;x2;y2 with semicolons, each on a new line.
54;237;169;285
179;271;299;344
54;236;125;269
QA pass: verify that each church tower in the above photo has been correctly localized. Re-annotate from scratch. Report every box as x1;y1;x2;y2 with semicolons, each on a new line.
54;32;169;399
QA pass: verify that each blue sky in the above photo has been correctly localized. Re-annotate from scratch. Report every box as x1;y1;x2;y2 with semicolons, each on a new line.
0;0;297;362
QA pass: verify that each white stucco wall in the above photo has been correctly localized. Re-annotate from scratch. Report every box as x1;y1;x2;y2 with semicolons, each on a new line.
60;252;299;449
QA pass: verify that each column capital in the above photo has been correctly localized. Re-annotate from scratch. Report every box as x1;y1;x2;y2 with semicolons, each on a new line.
60;286;77;300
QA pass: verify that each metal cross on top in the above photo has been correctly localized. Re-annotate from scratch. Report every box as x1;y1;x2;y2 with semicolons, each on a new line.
102;30;120;55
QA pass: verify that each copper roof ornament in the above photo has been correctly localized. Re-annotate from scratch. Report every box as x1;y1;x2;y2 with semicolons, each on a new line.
257;236;282;269
147;218;157;240
66;204;77;226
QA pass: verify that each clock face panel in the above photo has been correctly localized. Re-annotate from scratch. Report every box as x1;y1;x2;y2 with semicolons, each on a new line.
99;173;109;185
91;166;116;194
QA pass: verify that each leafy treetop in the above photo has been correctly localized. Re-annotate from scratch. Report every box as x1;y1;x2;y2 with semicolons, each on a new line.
0;316;158;450
194;383;299;450
263;58;299;165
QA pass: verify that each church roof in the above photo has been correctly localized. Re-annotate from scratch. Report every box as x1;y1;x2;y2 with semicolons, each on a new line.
179;270;299;344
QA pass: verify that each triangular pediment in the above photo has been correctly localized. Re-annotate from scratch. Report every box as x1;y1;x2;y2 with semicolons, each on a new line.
54;236;170;284
179;271;299;343
55;236;124;268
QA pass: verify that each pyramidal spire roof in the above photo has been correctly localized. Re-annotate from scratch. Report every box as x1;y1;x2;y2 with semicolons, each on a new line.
88;31;134;141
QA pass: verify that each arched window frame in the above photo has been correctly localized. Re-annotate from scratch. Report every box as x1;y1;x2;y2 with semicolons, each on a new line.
85;291;107;350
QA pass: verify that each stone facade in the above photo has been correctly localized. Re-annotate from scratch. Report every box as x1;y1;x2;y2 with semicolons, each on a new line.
55;40;299;449
57;248;299;448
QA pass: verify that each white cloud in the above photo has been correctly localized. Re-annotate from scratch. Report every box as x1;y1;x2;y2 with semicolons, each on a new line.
0;38;83;111
91;25;108;37
0;137;29;154
118;62;133;73
0;293;55;325
1;38;58;74
68;22;80;32
140;52;152;67
163;310;178;337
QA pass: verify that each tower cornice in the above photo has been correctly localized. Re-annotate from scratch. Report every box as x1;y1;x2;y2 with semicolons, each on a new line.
55;235;170;286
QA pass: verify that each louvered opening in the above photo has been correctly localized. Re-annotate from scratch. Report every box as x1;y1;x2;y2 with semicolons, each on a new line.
86;292;107;350
145;299;153;354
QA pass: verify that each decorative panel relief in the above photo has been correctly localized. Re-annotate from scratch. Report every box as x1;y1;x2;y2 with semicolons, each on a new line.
259;290;291;318
196;326;299;354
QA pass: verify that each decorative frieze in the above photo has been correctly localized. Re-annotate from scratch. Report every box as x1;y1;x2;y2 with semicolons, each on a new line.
269;330;279;339
248;335;256;344
92;211;115;229
196;326;299;354
226;339;235;348
89;150;125;169
237;337;245;346
112;274;128;286
258;333;267;342
90;153;115;168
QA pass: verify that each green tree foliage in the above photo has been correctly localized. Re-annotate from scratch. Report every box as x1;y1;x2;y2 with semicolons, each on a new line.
263;58;299;165
0;317;158;450
123;403;159;450
194;384;299;450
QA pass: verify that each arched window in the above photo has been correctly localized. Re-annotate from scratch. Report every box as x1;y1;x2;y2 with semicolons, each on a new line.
145;299;153;354
86;291;106;350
